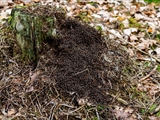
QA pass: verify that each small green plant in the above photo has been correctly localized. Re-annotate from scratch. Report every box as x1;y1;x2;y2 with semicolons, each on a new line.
87;1;98;7
149;104;157;113
92;117;98;120
95;25;102;31
156;34;160;41
97;105;104;111
119;23;125;30
108;7;113;11
157;64;160;72
145;0;160;3
76;11;91;23
156;110;160;117
129;18;141;28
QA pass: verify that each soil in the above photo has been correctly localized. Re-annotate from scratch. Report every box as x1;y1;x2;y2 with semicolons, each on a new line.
43;19;110;104
38;18;129;105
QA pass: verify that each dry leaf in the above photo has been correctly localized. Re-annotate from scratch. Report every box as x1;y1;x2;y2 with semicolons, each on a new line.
0;0;8;7
78;98;88;106
128;48;134;56
32;0;40;2
149;116;160;120
157;12;160;18
19;0;32;4
97;10;110;20
29;71;40;82
137;38;156;50
113;106;130;119
130;6;137;15
134;13;144;20
26;86;34;92
1;108;16;116
148;27;153;33
117;16;126;22
122;19;129;28
7;109;16;116
154;48;160;58
130;35;138;42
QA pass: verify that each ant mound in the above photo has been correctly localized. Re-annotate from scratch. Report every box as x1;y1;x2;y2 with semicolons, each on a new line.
0;6;131;119
39;18;129;105
0;5;130;108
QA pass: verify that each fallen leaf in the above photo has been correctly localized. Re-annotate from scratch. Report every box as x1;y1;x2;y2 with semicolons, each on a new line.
148;27;153;33
154;48;160;58
122;19;129;28
0;0;8;7
130;6;137;15
117;16;126;22
113;106;130;119
157;12;160;18
137;38;156;50
26;86;34;92
149;116;160;120
134;13;144;20
1;108;16;116
19;0;32;4
7;109;16;116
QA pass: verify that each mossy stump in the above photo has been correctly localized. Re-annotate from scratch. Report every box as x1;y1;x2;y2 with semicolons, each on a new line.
10;5;65;63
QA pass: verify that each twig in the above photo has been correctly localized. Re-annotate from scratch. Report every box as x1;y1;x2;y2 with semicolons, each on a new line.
110;93;128;105
68;105;84;114
59;104;74;108
95;108;100;120
139;65;158;82
73;68;88;76
59;105;84;115
48;104;56;120
105;28;160;63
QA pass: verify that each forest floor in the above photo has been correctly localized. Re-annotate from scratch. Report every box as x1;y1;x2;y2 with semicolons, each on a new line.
0;0;160;120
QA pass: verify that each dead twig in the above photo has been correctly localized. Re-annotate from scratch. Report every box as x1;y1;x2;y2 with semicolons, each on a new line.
139;65;158;82
109;93;129;105
95;108;100;120
59;105;84;115
73;68;88;76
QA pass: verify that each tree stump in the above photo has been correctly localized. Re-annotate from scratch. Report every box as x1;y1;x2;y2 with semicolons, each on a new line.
10;5;65;62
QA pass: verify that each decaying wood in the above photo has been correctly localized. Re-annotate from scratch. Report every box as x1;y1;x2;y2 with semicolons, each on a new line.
10;6;64;63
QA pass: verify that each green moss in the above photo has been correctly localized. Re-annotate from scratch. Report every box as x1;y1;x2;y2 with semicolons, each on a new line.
119;23;125;30
129;18;141;28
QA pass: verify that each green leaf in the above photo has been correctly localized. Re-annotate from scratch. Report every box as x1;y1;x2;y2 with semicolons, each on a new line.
96;26;102;31
97;105;104;111
156;110;160;117
157;64;160;72
87;2;97;7
149;104;157;113
156;34;160;41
